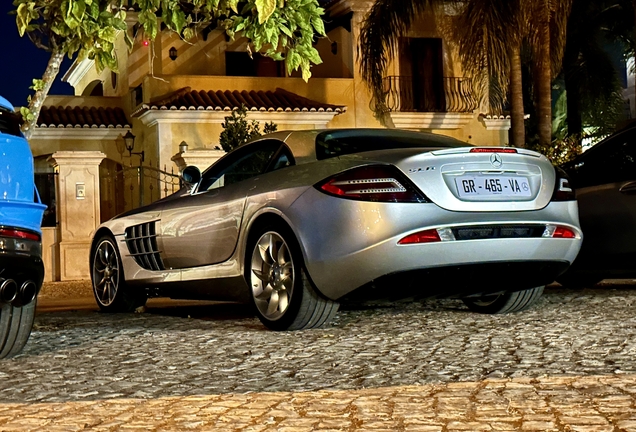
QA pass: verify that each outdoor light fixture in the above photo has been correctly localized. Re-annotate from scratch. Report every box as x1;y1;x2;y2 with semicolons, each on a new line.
123;130;144;163
169;47;177;61
179;141;188;153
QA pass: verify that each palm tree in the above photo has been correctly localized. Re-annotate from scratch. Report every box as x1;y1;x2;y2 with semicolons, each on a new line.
359;0;572;147
451;0;531;147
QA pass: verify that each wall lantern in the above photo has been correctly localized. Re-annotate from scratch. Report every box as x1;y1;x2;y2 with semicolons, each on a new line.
169;46;178;61
179;141;188;153
123;130;144;163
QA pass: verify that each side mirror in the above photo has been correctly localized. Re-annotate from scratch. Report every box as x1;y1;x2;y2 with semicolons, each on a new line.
181;165;201;188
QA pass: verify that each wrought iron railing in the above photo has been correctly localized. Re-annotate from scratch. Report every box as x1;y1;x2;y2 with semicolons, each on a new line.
383;76;477;113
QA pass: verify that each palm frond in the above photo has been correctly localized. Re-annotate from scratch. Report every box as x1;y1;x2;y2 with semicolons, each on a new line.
359;0;439;114
451;0;529;113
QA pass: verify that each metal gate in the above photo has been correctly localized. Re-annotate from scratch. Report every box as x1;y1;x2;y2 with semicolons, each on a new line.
100;161;181;222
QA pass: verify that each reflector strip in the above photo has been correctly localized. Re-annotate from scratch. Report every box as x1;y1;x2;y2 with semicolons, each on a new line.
552;226;577;239
470;148;518;153
398;229;441;244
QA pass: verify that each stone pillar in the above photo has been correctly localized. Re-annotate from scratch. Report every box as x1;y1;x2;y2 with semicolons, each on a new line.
171;148;226;173
332;0;381;128
50;151;106;281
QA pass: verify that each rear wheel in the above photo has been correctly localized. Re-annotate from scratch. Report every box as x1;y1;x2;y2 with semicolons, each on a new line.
247;227;339;330
462;286;544;314
91;236;146;313
0;301;36;358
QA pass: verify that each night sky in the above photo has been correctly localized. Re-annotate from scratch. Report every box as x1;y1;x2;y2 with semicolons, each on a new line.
0;3;73;108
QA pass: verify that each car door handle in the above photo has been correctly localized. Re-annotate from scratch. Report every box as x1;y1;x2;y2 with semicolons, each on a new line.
619;181;636;194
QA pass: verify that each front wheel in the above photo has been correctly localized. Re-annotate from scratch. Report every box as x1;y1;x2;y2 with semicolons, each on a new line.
247;227;339;330
462;286;544;314
91;236;146;313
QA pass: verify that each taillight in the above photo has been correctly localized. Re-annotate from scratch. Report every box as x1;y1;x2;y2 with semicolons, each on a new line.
0;228;40;242
552;167;575;201
316;165;429;203
469;148;518;153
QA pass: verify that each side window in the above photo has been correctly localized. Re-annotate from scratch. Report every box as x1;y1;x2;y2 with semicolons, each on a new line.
267;145;295;172
198;140;283;191
576;130;636;188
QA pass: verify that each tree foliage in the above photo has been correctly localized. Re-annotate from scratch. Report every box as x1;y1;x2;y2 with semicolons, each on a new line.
219;105;278;152
358;0;572;147
560;0;634;141
13;0;325;138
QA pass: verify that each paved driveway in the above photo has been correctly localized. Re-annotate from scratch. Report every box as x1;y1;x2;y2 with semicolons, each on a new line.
0;283;636;430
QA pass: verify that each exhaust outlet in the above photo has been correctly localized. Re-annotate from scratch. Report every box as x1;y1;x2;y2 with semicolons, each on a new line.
0;279;17;304
14;280;37;306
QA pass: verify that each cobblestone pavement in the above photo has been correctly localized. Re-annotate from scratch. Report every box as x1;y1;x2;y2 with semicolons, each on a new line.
1;282;636;430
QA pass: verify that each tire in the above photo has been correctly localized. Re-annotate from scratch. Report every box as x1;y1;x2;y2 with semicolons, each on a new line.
91;236;146;313
0;300;36;358
556;272;604;289
247;226;339;330
462;286;544;314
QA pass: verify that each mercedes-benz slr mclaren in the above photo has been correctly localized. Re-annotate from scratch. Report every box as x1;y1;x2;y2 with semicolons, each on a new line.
90;129;582;330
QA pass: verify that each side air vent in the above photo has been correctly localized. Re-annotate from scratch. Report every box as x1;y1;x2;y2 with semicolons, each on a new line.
125;222;165;271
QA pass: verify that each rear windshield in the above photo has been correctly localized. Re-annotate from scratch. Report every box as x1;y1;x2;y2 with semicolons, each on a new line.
0;108;22;137
315;129;468;160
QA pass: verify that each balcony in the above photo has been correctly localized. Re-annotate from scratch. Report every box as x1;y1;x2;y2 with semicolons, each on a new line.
382;76;477;129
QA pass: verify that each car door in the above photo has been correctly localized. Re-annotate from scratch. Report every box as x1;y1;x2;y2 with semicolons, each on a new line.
159;139;284;269
570;128;636;271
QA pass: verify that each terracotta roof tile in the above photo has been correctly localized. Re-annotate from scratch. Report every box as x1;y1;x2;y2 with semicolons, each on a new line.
137;87;346;114
37;106;130;128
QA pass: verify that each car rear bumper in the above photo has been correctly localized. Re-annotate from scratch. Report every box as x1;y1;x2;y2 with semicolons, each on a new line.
286;189;582;300
0;234;44;305
342;260;569;301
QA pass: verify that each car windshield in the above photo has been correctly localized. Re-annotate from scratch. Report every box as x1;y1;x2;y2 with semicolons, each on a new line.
315;129;469;160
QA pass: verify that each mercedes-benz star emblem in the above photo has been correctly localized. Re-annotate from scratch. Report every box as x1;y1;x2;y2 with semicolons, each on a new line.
490;153;503;168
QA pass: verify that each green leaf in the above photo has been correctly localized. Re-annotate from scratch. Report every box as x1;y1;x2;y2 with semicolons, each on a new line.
15;3;31;37
98;26;117;43
20;107;35;122
306;46;322;65
30;79;45;91
311;16;325;36
255;0;276;24
72;0;86;21
301;60;311;81
280;24;292;38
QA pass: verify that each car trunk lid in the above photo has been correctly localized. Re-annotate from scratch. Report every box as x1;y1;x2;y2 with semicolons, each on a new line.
394;147;555;212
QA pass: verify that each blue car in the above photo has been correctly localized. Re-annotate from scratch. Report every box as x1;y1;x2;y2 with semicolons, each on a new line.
0;95;46;358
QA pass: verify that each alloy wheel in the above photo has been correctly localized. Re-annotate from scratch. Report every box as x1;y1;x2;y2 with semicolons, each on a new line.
93;240;120;306
250;232;294;321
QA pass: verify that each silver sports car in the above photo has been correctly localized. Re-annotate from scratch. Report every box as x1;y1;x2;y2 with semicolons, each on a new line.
90;129;582;330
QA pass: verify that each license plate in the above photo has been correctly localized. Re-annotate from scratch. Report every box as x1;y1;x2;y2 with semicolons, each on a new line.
455;175;532;198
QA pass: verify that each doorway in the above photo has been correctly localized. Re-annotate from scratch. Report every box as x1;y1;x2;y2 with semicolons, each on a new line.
399;38;446;112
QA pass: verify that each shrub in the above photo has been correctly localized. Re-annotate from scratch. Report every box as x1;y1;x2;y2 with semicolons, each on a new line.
219;105;278;152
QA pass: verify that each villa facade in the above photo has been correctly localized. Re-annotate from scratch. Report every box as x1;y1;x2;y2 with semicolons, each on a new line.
29;0;512;281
